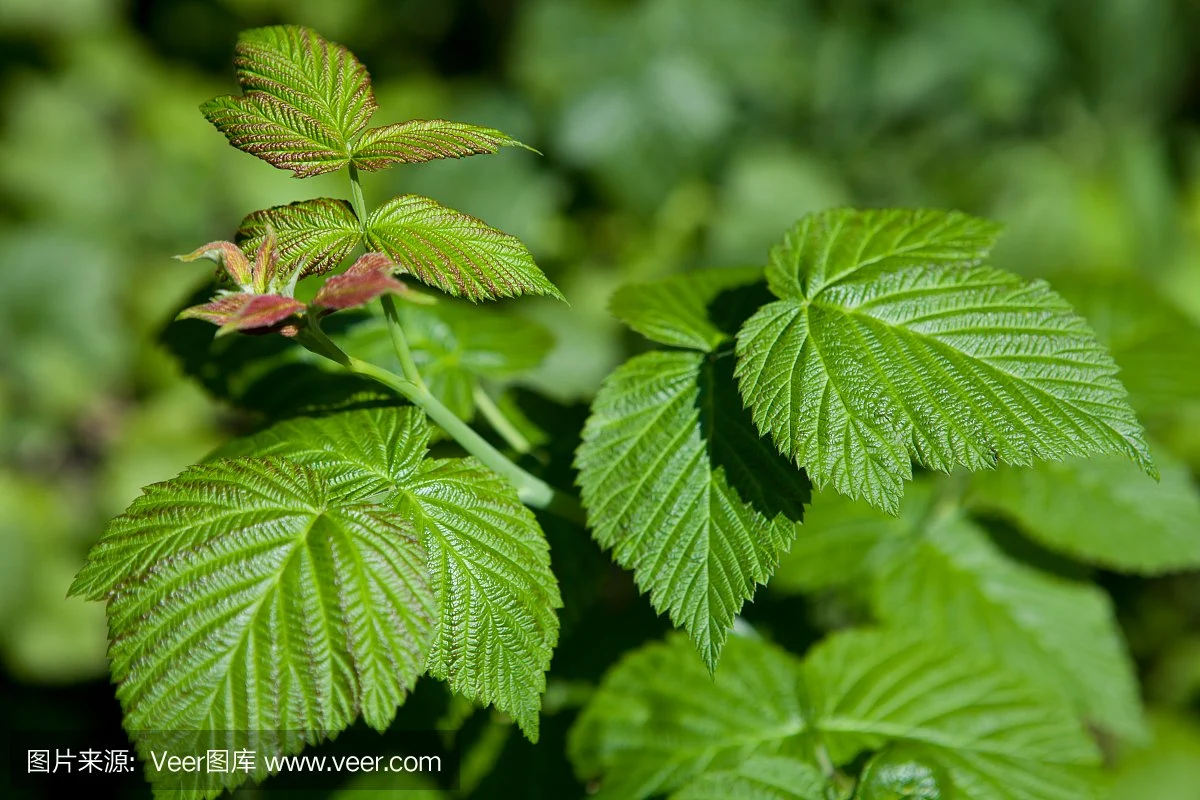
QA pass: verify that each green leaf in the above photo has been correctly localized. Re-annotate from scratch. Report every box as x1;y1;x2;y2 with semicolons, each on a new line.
735;208;1155;513
353;119;532;171
671;756;829;800
213;408;560;741
967;447;1200;575
401;458;560;741
609;266;768;351
805;630;1101;800
238;198;363;278
771;488;910;594
70;457;434;799
870;487;1145;740
856;746;950;800
339;302;555;420
202;25;376;176
568;632;807;799
570;629;1101;800
576;350;809;668
1059;276;1200;424
366;194;563;301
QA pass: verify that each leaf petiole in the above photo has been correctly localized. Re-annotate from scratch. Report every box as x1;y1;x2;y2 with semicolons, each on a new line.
473;384;534;455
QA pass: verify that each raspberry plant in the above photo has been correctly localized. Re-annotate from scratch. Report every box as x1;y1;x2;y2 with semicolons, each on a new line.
71;25;1200;800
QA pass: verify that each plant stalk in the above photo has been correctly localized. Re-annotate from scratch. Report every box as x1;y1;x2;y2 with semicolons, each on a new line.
295;319;584;525
381;294;428;391
347;162;368;228
473;385;534;455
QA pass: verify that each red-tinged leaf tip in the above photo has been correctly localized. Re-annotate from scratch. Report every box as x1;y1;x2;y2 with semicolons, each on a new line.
175;241;253;286
312;252;411;311
251;227;280;293
178;293;305;336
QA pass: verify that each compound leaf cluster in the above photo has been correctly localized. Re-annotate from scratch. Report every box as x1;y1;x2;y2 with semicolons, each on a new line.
203;25;558;301
569;629;1102;800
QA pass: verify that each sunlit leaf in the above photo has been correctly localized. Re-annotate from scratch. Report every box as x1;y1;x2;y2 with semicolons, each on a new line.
735;208;1155;513
366;194;563;301
353;119;532;171
238;198;363;278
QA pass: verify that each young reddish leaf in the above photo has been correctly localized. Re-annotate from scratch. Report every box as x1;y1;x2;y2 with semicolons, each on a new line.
178;293;305;336
313;253;411;311
352;119;534;171
175;240;253;287
202;26;376;176
366;194;564;301
239;198;363;278
249;228;281;293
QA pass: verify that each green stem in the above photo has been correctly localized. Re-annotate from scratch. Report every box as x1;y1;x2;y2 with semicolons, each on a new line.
347;162;368;229
380;294;427;391
296;319;584;525
473;385;533;455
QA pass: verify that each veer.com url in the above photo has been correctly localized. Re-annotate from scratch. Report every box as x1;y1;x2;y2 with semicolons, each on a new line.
148;749;442;775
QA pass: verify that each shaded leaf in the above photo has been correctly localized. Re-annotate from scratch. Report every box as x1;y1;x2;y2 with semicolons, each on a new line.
339;301;555;420
353;119;532;171
366;194;563;301
568;633;806;799
870;488;1146;740
569;629;1101;800
608;266;767;351
671;756;828;800
967;447;1200;575
735;208;1155;513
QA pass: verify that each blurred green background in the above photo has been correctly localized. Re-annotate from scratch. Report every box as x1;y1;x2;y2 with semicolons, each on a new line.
3;0;1200;796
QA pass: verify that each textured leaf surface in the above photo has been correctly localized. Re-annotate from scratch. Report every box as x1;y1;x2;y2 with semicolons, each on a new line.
238;198;363;278
402;458;560;741
570;629;1101;800
568;633;806;799
313;252;410;311
339;303;555;419
202;26;375;176
805;630;1102;800
71;457;434;799
968;449;1200;574
366;194;562;301
576;350;808;668
178;292;305;336
870;488;1145;740
353;119;530;171
609;266;767;352
735;208;1155;513
670;757;828;800
214;408;560;740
